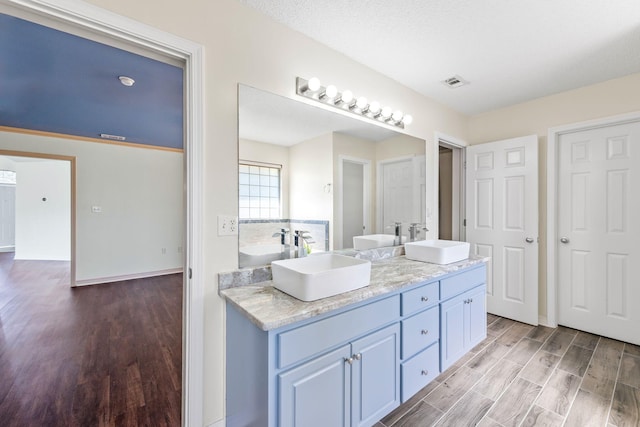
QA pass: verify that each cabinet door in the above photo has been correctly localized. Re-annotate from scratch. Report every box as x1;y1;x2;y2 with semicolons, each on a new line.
440;294;466;371
278;344;351;427
351;323;400;427
466;285;487;349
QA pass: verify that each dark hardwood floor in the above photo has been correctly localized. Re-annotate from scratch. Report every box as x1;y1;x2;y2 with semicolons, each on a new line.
0;252;182;426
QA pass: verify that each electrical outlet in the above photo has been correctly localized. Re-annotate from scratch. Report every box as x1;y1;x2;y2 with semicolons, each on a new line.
218;215;238;236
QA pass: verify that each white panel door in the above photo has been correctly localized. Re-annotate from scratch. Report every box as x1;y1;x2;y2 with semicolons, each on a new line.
466;136;538;325
558;121;640;345
0;185;16;249
379;156;425;235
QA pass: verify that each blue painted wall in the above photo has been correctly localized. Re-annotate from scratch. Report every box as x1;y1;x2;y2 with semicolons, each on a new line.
0;14;183;149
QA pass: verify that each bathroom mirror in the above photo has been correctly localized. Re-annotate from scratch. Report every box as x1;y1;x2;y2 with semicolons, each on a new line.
238;84;426;268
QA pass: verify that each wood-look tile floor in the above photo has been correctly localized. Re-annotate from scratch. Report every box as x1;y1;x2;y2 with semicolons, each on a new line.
378;313;640;427
0;252;182;426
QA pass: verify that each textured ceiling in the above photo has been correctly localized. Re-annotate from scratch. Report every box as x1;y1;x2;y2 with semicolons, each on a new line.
238;0;640;115
0;14;184;149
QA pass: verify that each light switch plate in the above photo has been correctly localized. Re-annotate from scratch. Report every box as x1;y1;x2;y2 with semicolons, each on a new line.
218;215;238;236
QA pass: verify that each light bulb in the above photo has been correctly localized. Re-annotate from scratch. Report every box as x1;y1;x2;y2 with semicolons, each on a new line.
402;114;413;125
307;77;321;92
356;97;368;110
369;101;381;115
392;110;404;122
341;90;354;104
381;106;392;119
325;85;338;99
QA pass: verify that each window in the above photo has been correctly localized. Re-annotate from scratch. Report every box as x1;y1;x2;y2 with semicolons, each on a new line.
239;162;281;219
0;170;16;185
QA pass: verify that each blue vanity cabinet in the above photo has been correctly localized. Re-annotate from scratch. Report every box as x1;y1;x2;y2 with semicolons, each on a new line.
399;281;441;402
439;265;487;371
278;320;401;427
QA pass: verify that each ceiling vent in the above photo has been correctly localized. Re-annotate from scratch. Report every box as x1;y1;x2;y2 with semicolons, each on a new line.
100;133;126;141
441;75;468;89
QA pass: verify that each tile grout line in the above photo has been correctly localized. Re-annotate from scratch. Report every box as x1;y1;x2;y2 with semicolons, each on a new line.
604;342;626;427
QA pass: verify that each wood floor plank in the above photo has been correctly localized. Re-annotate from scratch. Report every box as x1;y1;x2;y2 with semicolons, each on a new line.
380;380;440;426
391;400;444;427
526;325;555;343
476;417;504;427
0;253;182;426
618;353;640;390
572;332;599;350
487;318;515;337
541;330;576;356
518;350;562;386
504;338;543;366
473;359;522;400
564;389;611;427
581;339;623;399
467;342;511;374
521;404;565;427
496;323;533;348
485;377;541;427
535;369;581;416
625;343;640;357
609;382;640;427
423;366;484;412
558;345;594;377
433;391;493;427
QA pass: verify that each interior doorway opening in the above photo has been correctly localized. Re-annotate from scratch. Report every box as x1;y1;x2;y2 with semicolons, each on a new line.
437;139;465;241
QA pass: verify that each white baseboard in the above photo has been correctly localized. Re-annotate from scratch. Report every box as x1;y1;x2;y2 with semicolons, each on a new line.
208;419;225;427
74;268;183;287
0;246;15;252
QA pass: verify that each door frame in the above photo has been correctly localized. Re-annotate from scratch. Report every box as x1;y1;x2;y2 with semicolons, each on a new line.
0;150;76;282
546;110;640;328
435;132;467;241
337;155;371;249
4;0;205;425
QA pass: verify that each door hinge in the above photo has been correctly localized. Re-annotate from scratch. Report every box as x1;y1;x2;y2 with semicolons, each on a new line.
463;219;467;227
463;161;467;170
188;268;192;279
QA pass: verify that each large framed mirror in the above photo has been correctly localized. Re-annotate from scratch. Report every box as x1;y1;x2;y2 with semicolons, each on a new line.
238;84;426;268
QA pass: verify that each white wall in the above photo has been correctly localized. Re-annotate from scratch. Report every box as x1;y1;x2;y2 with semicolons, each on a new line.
61;0;469;423
14;160;70;260
0;131;184;283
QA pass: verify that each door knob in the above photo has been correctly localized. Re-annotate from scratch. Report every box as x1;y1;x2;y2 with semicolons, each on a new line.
560;237;570;244
525;237;534;243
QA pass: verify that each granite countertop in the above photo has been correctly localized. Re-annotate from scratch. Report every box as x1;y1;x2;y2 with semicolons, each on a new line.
219;255;488;331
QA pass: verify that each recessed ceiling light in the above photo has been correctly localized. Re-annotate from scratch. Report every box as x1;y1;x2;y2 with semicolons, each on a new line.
442;75;468;89
118;76;135;87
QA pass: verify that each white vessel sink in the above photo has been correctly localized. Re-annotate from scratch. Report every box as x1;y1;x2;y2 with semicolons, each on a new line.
271;254;372;301
353;234;404;250
404;239;470;264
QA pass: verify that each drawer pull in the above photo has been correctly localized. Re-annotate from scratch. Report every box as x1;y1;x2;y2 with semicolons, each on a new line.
421;329;429;335
421;370;429;376
421;296;429;302
344;357;354;365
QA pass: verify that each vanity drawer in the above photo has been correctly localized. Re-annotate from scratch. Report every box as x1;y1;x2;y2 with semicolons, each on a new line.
401;305;439;359
401;343;439;402
440;265;486;300
277;295;400;369
401;281;439;316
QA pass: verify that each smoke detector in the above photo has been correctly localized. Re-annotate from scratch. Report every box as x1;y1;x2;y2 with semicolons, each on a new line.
441;75;469;88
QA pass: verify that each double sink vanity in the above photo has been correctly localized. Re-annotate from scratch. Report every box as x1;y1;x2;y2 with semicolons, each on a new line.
220;240;489;427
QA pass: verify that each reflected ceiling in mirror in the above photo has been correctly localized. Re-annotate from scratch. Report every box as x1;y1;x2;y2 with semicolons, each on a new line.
238;85;426;269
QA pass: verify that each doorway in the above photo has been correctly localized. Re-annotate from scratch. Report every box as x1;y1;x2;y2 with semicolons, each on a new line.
437;136;466;241
338;156;371;249
0;1;205;425
552;117;640;344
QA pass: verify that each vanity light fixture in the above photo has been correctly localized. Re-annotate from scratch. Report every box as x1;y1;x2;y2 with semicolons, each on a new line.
296;77;413;129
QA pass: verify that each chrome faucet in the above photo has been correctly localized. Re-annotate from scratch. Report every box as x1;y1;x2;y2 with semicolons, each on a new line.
272;228;290;259
408;223;428;242
393;222;403;246
294;230;315;258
